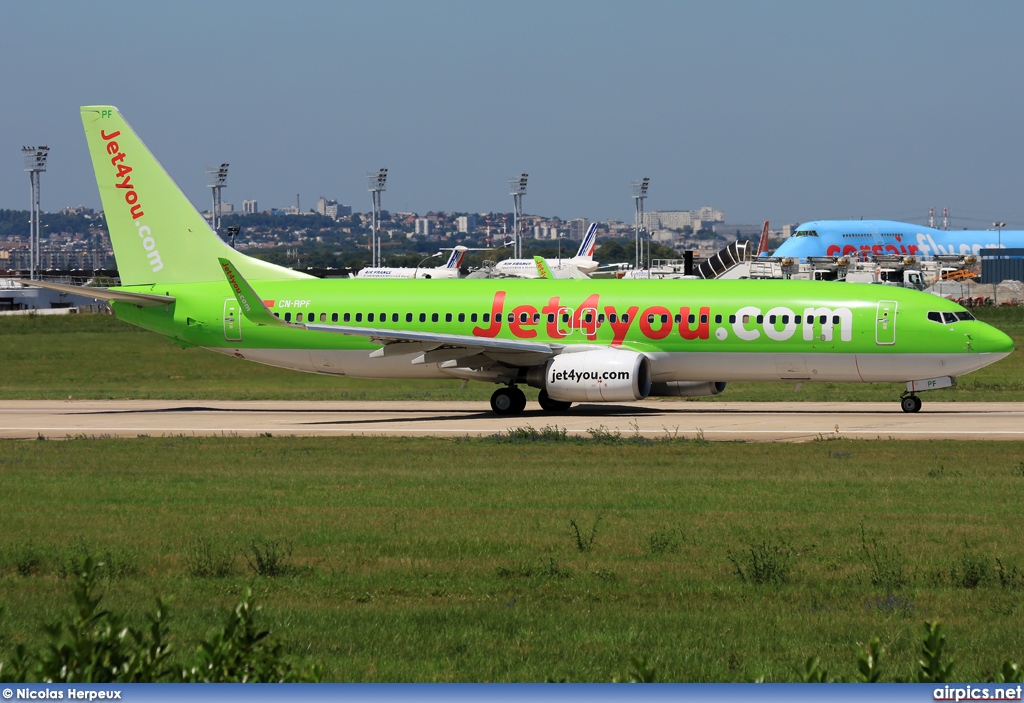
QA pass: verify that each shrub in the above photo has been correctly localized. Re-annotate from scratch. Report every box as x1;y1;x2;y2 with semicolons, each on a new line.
860;523;908;589
184;537;234;578
242;537;295;578
728;539;796;585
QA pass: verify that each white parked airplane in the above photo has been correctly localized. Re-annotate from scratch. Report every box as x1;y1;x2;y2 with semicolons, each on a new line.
355;246;467;279
492;223;600;279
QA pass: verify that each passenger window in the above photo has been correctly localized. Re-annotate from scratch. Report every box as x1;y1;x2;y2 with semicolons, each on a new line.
344;313;351;322
392;313;399;322
689;314;696;324
471;313;478;323
520;312;528;323
660;314;668;324
742;315;749;324
320;313;327;322
419;313;426;322
622;314;630;323
729;314;736;324
819;315;827;324
547;313;555;323
584;313;593;323
769;315;777;324
794;315;801;324
533;313;541;323
483;313;490;323
432;313;439;322
367;313;374;322
284;312;292;322
597;314;605;323
609;313;617;323
674;314;682;324
296;313;304;322
355;313;362;322
331;313;338;322
562;314;569;323
756;315;764;324
495;313;502;322
647;314;655;324
406;312;413;322
458;313;465;322
446;313;453;322
274;312;280;318
832;315;840;325
714;314;722;324
700;314;708;324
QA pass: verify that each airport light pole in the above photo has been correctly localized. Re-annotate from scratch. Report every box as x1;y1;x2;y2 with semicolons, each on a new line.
22;146;49;280
367;168;388;268
993;222;1006;305
415;251;443;278
206;163;229;235
631;177;650;271
509;174;528;259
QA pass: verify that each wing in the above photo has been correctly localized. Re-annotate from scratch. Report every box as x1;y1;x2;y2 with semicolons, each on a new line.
219;257;560;367
18;279;175;307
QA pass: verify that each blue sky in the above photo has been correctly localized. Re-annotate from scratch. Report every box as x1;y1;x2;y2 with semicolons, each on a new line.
3;1;1023;227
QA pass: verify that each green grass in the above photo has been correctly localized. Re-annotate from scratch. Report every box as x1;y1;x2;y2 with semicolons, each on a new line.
1;307;1021;401
2;436;1024;681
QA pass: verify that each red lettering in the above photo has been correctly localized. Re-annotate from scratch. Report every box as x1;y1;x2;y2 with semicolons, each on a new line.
639;305;672;340
826;245;841;256
679;306;710;340
125;190;138;205
872;245;883;255
508;304;538;338
473;291;505;338
111;152;126;165
541;296;566;339
842;245;857;256
572;294;601;340
116;163;132;179
106;141;119;155
605;305;638;346
116;175;133;189
884;245;899;254
100;129;121;141
908;245;919;255
130;204;144;219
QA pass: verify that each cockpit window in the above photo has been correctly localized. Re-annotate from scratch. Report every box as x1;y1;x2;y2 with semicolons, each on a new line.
927;311;942;323
792;229;818;238
941;312;957;324
954;311;976;322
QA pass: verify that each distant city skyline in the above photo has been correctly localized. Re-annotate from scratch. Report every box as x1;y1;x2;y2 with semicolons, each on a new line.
3;1;1023;228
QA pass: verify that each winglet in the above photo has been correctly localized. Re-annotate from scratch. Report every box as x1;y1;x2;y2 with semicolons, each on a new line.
533;256;555;279
218;257;297;328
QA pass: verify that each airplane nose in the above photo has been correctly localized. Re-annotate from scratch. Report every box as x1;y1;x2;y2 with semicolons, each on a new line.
976;323;1015;355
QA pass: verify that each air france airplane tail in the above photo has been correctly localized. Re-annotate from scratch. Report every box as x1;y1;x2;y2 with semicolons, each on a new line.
444;246;468;269
574;222;598;260
80;105;310;286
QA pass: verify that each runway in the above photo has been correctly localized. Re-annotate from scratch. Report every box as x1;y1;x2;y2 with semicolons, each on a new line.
2;400;1024;441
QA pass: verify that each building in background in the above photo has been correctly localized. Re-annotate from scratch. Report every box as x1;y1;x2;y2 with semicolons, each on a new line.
456;215;477;233
242;199;258;215
568;218;589;241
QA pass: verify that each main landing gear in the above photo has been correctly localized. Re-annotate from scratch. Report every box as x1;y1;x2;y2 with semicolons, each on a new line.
488;386;574;415
900;393;922;413
490;386;527;415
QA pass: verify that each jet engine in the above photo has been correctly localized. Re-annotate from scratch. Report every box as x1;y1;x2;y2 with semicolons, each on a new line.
528;349;652;402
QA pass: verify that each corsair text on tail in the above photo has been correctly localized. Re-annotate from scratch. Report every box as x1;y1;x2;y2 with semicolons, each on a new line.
80;106;309;286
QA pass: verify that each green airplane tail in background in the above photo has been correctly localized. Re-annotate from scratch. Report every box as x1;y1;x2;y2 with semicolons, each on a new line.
80;105;311;287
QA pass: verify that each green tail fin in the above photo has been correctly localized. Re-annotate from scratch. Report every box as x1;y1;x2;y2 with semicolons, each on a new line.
80;105;311;286
533;256;555;279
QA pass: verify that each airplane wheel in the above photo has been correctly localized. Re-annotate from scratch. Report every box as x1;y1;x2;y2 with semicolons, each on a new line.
490;387;528;415
538;390;572;412
900;395;922;413
490;388;516;415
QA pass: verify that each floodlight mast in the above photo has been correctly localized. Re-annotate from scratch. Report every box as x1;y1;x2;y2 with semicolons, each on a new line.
509;173;528;259
205;163;229;235
22;146;49;281
631;177;650;271
367;168;388;267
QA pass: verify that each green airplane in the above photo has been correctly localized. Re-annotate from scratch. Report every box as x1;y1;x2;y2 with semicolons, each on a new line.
29;106;1014;415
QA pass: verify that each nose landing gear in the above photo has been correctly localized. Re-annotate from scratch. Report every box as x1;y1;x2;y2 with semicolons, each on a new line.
900;393;922;413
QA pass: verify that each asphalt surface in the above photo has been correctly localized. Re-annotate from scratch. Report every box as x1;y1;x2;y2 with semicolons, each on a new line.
2;400;1024;441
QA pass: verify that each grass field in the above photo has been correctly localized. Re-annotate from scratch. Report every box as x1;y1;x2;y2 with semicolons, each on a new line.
2;435;1024;681
0;306;1021;402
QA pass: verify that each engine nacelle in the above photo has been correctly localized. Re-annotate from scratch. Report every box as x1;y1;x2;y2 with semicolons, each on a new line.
535;349;652;402
649;381;727;397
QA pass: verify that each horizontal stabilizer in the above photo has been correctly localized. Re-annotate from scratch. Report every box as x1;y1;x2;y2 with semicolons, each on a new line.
218;258;295;328
18;280;175;307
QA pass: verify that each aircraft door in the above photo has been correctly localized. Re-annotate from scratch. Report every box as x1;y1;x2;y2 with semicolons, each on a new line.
223;299;242;341
557;307;574;336
875;300;897;345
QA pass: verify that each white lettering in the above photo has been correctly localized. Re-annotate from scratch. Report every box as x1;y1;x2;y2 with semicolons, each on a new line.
732;306;761;341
